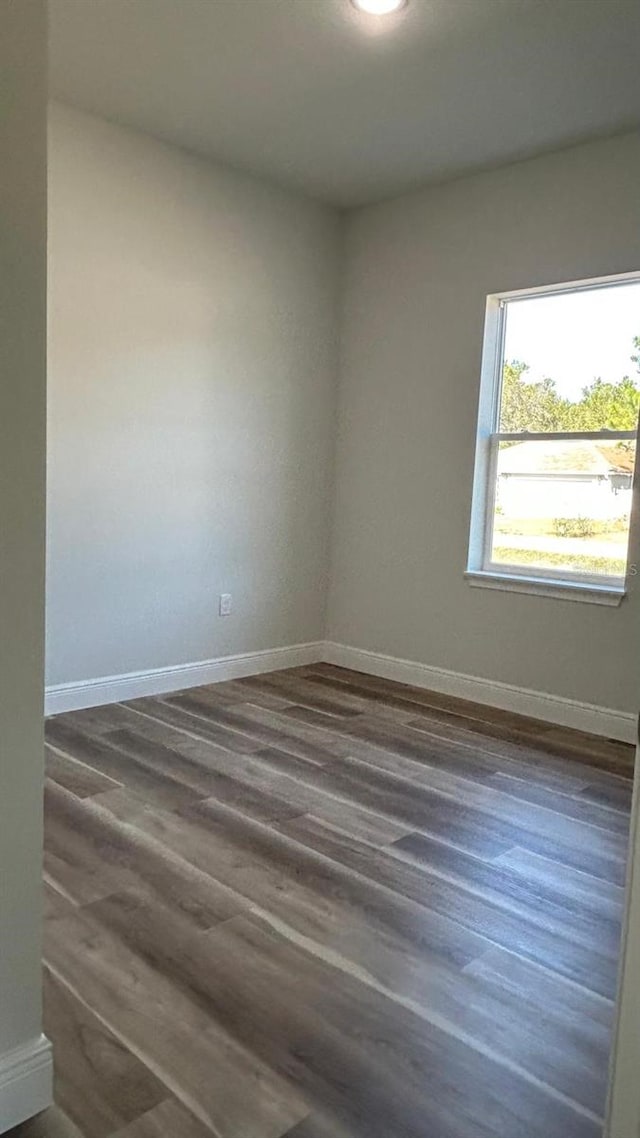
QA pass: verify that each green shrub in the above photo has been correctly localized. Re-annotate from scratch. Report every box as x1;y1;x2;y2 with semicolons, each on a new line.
552;516;596;538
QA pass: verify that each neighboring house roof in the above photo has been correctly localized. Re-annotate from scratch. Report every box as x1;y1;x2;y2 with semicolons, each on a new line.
598;444;636;473
498;439;635;477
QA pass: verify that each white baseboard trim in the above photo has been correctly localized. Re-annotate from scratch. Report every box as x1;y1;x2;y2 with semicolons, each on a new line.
45;641;324;716
0;1035;52;1134
44;636;637;744
323;641;638;745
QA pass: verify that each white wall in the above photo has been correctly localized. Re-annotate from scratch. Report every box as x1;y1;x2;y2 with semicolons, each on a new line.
328;132;640;714
47;103;341;687
0;1;51;1129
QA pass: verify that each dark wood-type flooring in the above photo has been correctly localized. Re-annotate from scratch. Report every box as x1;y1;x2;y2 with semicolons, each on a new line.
18;664;636;1138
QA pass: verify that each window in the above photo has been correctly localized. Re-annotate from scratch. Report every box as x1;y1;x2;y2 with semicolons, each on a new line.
467;273;640;603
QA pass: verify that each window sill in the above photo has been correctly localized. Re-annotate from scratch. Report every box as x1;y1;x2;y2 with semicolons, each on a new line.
465;569;626;606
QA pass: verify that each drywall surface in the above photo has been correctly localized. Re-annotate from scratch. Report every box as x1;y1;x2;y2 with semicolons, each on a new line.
328;132;640;712
0;0;48;1100
47;104;341;685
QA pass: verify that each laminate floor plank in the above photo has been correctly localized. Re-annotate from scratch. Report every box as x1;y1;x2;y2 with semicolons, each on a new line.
8;1106;84;1138
98;723;410;846
270;893;613;1116
391;828;622;937
44;906;309;1138
46;778;248;929
302;664;634;772
124;697;265;756
101;727;237;796
194;913;602;1138
44;722;204;812
40;665;631;1138
123;691;619;846
281;1116;357;1138
99;726;307;825
314;751;629;880
282;698;594;799
45;744;122;799
175;679;294;712
331;719;627;846
44;799;131;908
48;701;210;751
542;725;636;771
300;667;573;748
49;704;154;738
76;882;605;1138
163;692;350;764
110;1098;220;1137
115;729;320;821
493;846;626;920
301;663;553;728
298;667;468;721
230;701;359;755
283;704;362;731
405;708;632;777
114;791;491;972
579;778;634;812
277;814;620;997
112;710;318;787
44;878;79;921
128;713;603;872
301;666;633;782
237;672;368;718
463;945;615;1029
480;770;630;834
43;968;167;1138
402;710;634;796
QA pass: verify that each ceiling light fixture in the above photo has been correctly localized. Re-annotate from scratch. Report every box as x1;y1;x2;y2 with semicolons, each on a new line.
350;0;407;15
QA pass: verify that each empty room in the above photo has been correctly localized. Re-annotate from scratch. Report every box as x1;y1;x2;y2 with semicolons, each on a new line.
3;1;640;1137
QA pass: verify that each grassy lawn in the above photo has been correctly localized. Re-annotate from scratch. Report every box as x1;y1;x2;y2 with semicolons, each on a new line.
492;546;626;576
494;516;628;543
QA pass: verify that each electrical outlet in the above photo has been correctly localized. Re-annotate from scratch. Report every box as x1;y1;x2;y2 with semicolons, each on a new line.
219;593;232;617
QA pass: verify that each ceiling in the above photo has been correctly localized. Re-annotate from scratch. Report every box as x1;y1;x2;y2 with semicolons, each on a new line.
49;0;640;207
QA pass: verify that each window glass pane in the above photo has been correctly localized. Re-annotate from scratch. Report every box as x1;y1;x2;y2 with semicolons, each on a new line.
498;282;640;433
488;437;636;580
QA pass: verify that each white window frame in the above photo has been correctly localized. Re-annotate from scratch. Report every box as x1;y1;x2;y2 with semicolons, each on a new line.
466;271;640;606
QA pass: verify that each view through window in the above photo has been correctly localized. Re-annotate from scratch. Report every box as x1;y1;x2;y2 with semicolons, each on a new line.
475;277;640;588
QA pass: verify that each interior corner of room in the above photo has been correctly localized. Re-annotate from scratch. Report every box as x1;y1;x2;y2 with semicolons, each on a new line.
45;101;640;740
